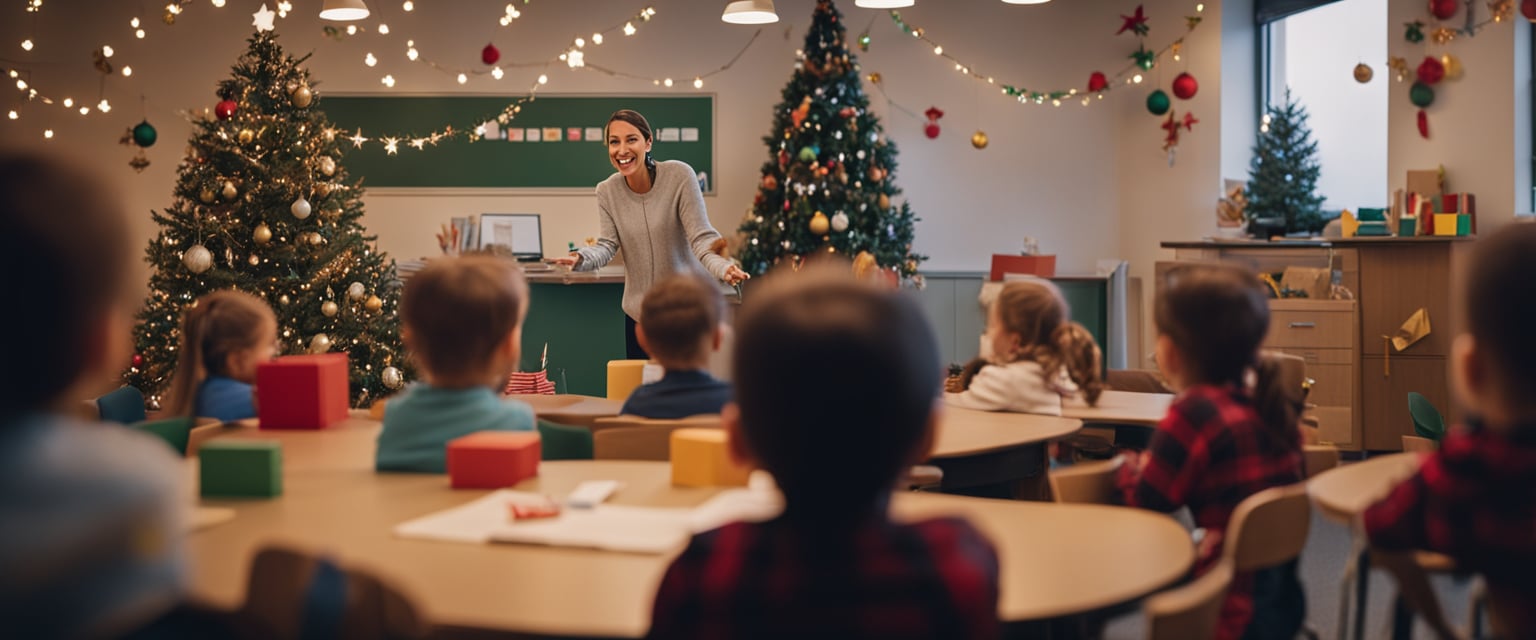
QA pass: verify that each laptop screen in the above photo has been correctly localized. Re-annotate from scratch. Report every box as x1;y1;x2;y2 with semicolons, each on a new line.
479;214;542;261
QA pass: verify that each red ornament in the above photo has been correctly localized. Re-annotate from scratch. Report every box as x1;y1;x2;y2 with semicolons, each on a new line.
214;99;238;120
1418;109;1430;139
481;43;500;66
1524;0;1536;21
778;149;790;169
1172;72;1199;99
838;107;856;119
923;106;944;140
1417;56;1445;85
1117;5;1149;36
131;353;144;368
762;174;778;191
1087;71;1109;93
1429;0;1458;20
1181;112;1199;131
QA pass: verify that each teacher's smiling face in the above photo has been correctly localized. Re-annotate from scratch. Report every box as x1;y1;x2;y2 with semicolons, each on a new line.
606;119;652;178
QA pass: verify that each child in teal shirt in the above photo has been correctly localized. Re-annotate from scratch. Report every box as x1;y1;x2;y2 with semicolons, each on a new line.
377;256;535;472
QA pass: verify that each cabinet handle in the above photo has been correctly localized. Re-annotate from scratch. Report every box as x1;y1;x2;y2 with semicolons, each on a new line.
1289;322;1317;329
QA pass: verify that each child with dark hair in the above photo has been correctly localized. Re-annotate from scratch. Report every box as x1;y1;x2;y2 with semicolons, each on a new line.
1364;224;1536;638
0;153;186;637
1117;264;1305;640
647;263;1000;640
621;273;732;419
376;256;535;473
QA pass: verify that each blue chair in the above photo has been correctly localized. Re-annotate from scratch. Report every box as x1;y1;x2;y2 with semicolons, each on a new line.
96;386;146;424
1407;392;1446;441
537;419;593;460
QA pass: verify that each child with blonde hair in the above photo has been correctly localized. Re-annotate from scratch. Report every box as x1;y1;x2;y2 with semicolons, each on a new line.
164;289;277;422
946;279;1104;414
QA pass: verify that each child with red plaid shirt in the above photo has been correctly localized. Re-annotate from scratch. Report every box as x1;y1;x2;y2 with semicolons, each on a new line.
1116;264;1305;640
646;264;1000;640
1363;224;1536;639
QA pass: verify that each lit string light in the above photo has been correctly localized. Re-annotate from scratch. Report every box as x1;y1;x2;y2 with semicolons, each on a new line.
581;27;761;90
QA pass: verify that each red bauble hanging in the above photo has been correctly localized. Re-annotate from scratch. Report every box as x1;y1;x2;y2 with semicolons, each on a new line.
1417;110;1430;139
1172;72;1199;99
481;43;500;65
214;99;238;120
923;106;944;139
1429;0;1459;19
1523;0;1536;21
131;353;144;368
1087;71;1109;93
1417;56;1445;85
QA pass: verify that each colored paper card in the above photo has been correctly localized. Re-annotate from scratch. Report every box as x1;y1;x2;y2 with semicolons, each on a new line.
566;127;582;141
508;128;524;142
542;127;561;142
525;128;542;142
681;128;699;142
584;127;602;142
482;121;501;140
657;128;680;142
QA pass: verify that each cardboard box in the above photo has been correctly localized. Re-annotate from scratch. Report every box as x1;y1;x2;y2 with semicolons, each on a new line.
257;354;350;429
670;428;752;487
989;254;1056;281
199;440;282;498
1407;169;1443;198
447;431;540;489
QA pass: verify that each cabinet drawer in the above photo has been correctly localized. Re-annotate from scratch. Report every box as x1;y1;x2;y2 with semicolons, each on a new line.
1308;405;1355;447
1304;363;1354;407
1266;309;1355;349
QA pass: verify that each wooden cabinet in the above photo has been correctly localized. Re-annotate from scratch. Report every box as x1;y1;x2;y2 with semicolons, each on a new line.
1162;238;1470;451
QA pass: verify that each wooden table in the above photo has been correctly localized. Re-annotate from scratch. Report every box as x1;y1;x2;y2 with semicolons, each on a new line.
510;394;625;427
190;420;1191;637
1062;390;1172;426
1307;453;1428;640
929;407;1081;498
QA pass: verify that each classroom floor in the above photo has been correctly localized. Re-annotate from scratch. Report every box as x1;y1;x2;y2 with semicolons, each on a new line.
1102;502;1479;639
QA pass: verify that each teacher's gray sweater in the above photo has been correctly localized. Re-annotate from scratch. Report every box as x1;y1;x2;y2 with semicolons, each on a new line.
574;159;732;320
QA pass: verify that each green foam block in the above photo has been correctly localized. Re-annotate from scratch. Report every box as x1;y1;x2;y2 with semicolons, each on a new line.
199;440;282;498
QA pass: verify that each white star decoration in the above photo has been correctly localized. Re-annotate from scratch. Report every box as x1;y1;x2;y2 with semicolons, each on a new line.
252;4;276;32
349;129;368;149
383;137;400;155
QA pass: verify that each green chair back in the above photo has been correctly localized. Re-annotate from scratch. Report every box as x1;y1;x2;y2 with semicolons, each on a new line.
537;419;593;461
96;386;146;424
1408;392;1446;441
132;416;195;456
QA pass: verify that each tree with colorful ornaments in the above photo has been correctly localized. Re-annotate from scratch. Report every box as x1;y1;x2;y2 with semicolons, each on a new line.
1244;90;1325;237
736;0;924;282
125;31;412;408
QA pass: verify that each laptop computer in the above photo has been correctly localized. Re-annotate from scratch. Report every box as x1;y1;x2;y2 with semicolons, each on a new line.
479;214;543;262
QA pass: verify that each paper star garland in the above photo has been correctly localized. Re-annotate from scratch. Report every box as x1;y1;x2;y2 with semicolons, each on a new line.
1118;5;1150;36
252;4;276;32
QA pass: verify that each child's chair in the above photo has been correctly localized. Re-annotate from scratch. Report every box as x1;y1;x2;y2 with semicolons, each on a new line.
241;545;428;639
131;416;195;456
96;386;146;424
1047;457;1125;504
1221;483;1317;640
606;359;649;400
592;416;723;461
1407;392;1446;441
1143;560;1234;640
1302;445;1341;478
537;419;594;460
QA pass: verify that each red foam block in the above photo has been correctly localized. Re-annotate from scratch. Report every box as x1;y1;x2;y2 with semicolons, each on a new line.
256;354;350;430
447;431;541;489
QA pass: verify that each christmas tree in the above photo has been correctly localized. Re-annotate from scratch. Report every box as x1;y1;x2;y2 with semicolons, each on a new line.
125;31;411;409
736;0;924;280
1245;90;1325;237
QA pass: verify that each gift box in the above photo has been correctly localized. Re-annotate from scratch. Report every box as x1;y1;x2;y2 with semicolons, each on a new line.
1442;193;1476;233
447;431;541;489
1457;214;1471;236
670;428;752;488
1355;222;1391;237
199;440;282;498
1398;216;1418;237
989;254;1056;281
256;354;350;430
1433;214;1461;237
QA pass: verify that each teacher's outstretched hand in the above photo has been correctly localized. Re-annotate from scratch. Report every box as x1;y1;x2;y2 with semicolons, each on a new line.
564;109;748;358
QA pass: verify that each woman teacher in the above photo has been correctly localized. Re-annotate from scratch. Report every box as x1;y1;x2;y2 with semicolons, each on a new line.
551;109;749;358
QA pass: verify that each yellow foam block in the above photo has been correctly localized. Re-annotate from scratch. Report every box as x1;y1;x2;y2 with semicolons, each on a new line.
606;359;647;400
1433;213;1459;236
670;428;752;487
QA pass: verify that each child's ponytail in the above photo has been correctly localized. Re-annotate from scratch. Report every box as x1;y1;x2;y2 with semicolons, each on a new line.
1251;353;1302;448
1051;322;1106;406
162;290;275;417
164;300;214;417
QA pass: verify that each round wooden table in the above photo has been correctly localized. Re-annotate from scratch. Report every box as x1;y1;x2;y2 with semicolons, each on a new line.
510;394;625;427
1061;390;1172;426
1308;452;1421;524
930;406;1081;498
189;420;1192;637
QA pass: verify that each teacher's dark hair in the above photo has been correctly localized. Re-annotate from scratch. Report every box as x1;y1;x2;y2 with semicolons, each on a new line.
605;109;657;172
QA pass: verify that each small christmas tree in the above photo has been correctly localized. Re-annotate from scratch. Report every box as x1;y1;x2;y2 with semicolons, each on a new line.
736;0;925;280
125;31;411;408
1245;90;1325;237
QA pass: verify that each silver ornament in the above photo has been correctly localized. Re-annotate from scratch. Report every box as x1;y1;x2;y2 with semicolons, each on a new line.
382;366;403;390
831;211;850;232
183;244;213;273
347;282;366;300
291;197;312;219
309;333;332;354
221;181;237;200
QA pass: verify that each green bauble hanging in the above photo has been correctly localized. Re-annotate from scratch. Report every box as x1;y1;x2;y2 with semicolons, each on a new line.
1409;81;1435;108
1146;89;1171;116
132;120;158;147
798;146;817;162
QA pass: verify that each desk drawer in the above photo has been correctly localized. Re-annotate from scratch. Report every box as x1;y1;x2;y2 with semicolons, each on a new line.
1267;309;1354;349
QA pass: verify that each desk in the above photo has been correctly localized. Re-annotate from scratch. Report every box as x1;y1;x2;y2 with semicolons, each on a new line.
928;407;1081;498
1062;390;1171;427
190;420;1191;636
518;395;625;427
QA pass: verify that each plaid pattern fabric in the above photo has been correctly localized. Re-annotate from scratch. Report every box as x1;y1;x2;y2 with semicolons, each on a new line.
1117;383;1304;639
1364;419;1536;596
647;515;1000;640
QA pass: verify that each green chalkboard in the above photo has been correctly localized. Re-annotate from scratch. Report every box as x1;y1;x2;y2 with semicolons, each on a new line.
320;94;714;190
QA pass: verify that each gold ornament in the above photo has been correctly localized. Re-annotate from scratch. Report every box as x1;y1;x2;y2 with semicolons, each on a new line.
162;9;176;24
309;333;332;354
322;128;335;142
878;193;891;210
290;85;314;108
199;188;216;204
221;181;237;200
809;211;830;235
1441;54;1464;80
248;254;260;266
971;130;989;149
319;156;337;177
253;223;273;244
309;232;323;246
238;128;255;145
279;295;291;306
853;251;877;280
1388;56;1410;82
1353;63;1374;83
1430;27;1456;45
322;301;339;317
867;166;884;182
364;295;383;312
1490;0;1514;22
314;182;332;198
867;72;882;85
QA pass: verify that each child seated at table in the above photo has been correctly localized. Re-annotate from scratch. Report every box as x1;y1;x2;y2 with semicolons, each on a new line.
945;279;1104;415
621;273;731;419
1116;264;1305;640
647;263;1000;640
163;289;277;422
376;256;535;473
1363;224;1536;638
0;153;187;637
